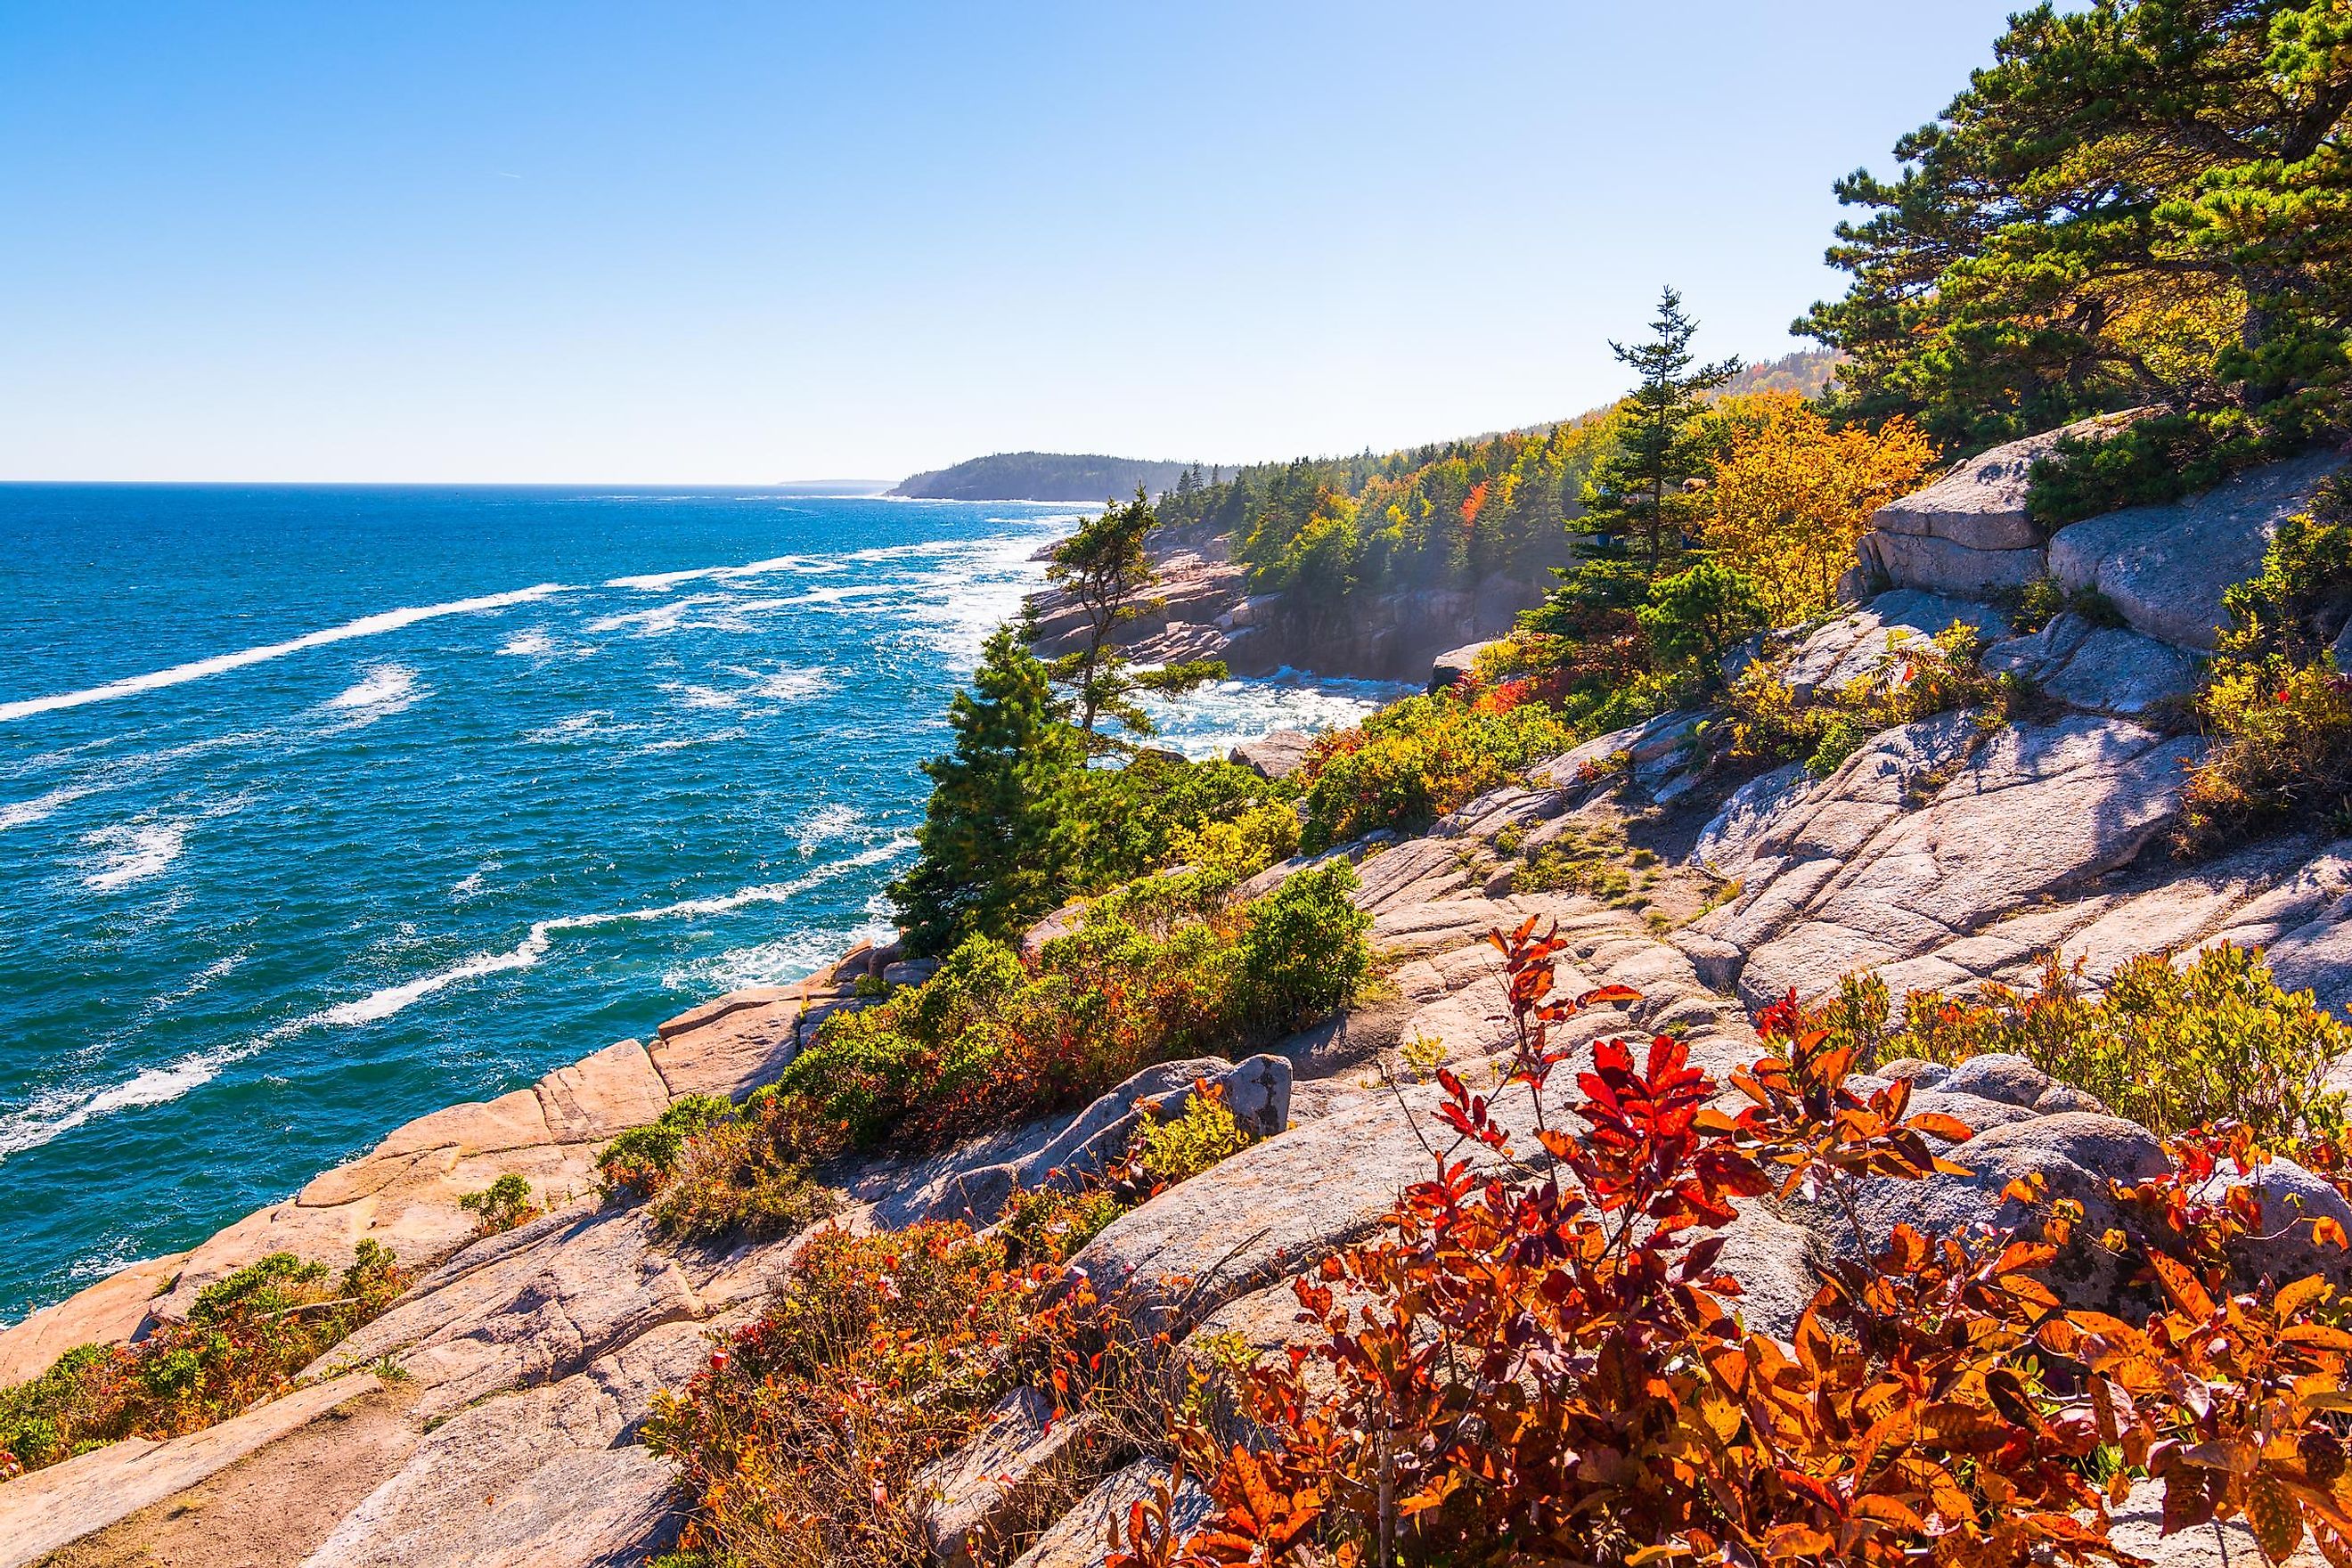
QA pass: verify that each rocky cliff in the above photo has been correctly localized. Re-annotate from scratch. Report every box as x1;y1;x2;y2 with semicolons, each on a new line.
1024;521;1546;685
9;441;2352;1568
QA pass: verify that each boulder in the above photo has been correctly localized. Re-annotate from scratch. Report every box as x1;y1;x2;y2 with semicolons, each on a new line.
1870;419;2105;552
1858;413;2135;596
1228;728;1314;780
1428;640;1500;693
1010;1458;1214;1568
2048;448;2348;651
912;1388;1096;1565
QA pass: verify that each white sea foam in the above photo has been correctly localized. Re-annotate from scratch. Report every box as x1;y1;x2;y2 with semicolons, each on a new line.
322;663;424;728
0;785;92;831
301;836;914;1033
523;711;619;745
605;553;828;592
637;727;747;753
662;921;894;994
1140;674;1407;762
0;1044;254;1162
499;628;556;657
79;821;188;891
0;584;570;723
795;802;864;853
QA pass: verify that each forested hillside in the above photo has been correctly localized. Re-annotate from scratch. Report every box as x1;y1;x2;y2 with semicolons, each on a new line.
890;452;1203;502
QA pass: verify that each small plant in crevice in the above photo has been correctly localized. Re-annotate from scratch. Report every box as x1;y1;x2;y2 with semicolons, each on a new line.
457;1172;542;1237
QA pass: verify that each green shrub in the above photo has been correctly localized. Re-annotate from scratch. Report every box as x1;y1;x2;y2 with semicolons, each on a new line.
770;865;1368;1163
457;1172;540;1237
1634;558;1766;670
0;1243;409;1479
2178;479;2352;853
596;1094;738;1201
2024;409;2279;528
1817;943;2348;1144
1296;695;1580;852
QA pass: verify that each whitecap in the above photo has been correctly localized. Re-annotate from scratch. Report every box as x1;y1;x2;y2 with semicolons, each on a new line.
523;710;619;745
499;628;556;657
586;594;788;638
662;921;894;994
79;821;187;892
297;836;915;1032
1139;674;1409;762
0;583;571;723
0;1043;253;1162
0;785;92;831
795;802;864;853
323;663;424;727
637;727;747;753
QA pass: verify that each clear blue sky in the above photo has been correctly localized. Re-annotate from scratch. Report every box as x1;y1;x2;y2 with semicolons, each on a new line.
0;2;2026;483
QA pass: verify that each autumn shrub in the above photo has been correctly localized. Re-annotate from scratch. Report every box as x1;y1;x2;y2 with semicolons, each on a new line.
647;1111;838;1243
1698;391;1938;622
595;1093;738;1201
1163;798;1301;880
0;1243;409;1479
1295;694;1579;851
457;1172;541;1237
1726;620;2017;777
1812;943;2349;1145
2179;478;2352;853
645;1087;1262;1568
1106;921;2352;1568
735;864;1368;1166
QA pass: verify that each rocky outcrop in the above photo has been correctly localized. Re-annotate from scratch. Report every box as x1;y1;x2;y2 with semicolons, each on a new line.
1860;420;2345;657
2047;448;2348;651
1227;728;1312;780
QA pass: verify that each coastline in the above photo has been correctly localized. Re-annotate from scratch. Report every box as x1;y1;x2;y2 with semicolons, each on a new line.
0;938;894;1384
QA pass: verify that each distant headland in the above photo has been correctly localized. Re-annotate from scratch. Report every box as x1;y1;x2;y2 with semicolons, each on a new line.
889;451;1210;502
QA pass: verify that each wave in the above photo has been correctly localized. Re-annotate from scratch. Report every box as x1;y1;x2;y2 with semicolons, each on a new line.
662;919;894;995
0;785;92;831
302;835;914;1033
585;592;794;639
79;821;188;892
605;553;829;592
0;584;572;724
322;663;425;728
0;1044;254;1162
498;629;556;657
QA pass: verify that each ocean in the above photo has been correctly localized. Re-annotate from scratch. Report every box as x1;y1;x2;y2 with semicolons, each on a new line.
0;486;1396;1325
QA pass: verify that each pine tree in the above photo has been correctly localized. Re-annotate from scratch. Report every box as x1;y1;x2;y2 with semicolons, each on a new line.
1041;489;1224;750
1801;0;2352;454
889;628;1084;957
1581;287;1742;579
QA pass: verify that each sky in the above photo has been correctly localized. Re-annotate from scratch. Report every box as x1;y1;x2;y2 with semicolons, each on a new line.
0;2;2029;484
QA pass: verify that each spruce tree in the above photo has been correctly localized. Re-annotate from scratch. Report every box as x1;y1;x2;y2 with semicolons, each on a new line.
889;627;1083;957
1582;287;1742;580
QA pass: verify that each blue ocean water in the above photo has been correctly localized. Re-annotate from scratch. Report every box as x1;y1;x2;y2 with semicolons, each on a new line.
0;486;1395;1325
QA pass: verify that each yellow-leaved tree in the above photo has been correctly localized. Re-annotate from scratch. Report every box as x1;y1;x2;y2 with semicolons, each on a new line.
1702;392;1937;622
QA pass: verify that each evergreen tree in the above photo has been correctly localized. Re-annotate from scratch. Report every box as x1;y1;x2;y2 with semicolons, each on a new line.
1041;488;1224;750
889;628;1084;957
1581;287;1743;579
1801;0;2352;455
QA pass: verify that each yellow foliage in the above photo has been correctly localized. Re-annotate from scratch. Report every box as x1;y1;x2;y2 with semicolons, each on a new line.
1701;393;1938;622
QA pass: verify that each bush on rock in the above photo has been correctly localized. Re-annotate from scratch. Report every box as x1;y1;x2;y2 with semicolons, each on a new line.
0;1242;409;1479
